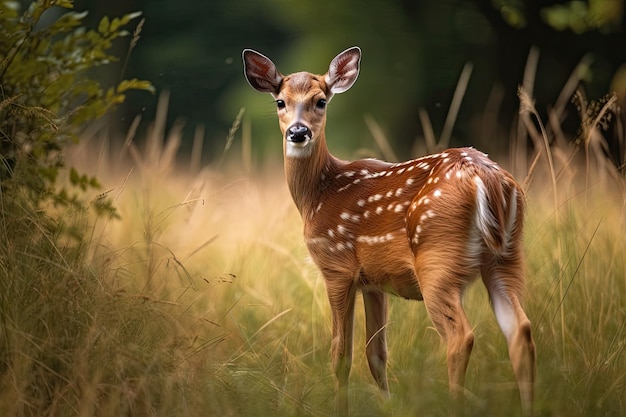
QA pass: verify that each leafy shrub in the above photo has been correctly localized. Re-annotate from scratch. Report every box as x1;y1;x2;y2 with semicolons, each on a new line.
0;0;153;208
0;2;157;415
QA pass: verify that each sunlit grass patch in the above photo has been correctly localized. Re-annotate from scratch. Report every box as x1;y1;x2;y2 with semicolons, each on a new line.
524;192;626;416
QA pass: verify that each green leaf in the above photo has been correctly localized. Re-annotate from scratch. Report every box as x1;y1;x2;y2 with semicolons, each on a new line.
123;11;143;23
116;78;155;94
88;176;101;188
55;0;75;9
50;11;89;32
69;167;80;185
98;16;110;34
110;17;121;32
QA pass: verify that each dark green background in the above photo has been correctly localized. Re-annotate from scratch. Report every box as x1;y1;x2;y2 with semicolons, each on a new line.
65;0;626;165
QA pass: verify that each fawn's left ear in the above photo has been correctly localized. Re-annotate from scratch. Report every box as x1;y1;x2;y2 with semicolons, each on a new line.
325;46;361;95
242;49;283;95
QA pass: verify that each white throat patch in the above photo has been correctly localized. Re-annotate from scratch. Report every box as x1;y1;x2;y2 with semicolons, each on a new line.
285;139;314;158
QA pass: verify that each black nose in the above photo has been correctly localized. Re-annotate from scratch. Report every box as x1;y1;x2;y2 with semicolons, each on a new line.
286;124;311;143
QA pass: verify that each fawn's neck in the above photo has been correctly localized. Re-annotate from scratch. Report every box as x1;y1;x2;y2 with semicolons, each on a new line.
284;133;344;219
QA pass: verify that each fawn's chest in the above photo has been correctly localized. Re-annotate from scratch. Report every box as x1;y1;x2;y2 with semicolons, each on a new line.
300;162;429;291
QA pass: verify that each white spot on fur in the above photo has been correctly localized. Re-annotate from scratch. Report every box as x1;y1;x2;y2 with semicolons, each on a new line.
337;184;351;192
356;234;394;245
433;189;442;198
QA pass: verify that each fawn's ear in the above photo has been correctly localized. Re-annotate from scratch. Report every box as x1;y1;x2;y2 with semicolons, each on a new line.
325;47;361;95
242;49;283;95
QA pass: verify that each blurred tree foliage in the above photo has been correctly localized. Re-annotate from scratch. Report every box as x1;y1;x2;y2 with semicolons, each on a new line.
72;0;290;161
0;0;153;212
478;0;625;103
67;1;626;163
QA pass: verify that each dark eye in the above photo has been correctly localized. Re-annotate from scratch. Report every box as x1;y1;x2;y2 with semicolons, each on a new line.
276;99;285;109
316;99;327;109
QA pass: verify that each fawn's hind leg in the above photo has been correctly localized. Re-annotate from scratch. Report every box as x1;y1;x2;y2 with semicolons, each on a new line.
482;259;536;416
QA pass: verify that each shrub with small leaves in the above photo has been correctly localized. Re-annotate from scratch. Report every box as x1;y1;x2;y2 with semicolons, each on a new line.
0;0;153;209
0;4;153;413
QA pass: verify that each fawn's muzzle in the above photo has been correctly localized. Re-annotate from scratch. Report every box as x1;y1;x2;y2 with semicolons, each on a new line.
286;124;311;143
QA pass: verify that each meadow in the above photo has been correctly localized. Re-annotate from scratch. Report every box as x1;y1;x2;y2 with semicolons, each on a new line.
1;89;625;417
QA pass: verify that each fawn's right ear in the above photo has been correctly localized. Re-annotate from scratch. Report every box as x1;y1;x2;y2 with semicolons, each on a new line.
242;49;283;95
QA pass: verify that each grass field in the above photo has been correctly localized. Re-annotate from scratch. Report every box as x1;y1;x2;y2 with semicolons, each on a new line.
1;96;625;417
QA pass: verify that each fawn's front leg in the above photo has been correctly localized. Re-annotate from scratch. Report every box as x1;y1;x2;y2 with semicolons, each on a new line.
326;278;357;416
363;289;389;393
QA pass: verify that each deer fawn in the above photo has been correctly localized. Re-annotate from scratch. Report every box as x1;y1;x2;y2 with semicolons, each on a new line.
243;46;536;416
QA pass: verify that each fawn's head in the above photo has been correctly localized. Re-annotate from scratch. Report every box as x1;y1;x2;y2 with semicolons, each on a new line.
243;47;361;158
